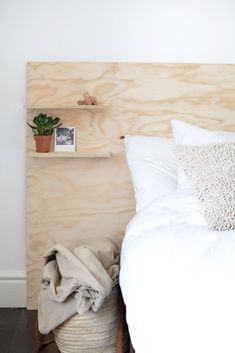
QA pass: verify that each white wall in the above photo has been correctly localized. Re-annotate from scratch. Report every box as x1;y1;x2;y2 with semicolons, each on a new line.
1;0;235;307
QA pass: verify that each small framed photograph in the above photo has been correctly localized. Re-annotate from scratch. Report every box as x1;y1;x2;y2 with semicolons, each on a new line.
54;127;76;152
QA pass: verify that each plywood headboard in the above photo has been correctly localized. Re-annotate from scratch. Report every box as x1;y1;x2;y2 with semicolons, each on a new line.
26;62;235;308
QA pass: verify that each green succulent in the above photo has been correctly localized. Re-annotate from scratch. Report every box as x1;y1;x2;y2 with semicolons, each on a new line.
27;113;62;135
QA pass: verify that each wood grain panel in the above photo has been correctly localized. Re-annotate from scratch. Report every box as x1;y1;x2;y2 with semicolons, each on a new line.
26;62;235;308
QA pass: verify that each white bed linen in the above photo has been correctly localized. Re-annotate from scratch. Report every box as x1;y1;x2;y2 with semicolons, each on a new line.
120;192;235;353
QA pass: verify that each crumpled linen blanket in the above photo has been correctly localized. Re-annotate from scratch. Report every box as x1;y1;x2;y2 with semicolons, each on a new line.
38;236;121;334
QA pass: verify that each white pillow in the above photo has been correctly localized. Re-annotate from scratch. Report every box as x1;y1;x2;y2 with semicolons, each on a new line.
171;120;235;192
124;135;177;212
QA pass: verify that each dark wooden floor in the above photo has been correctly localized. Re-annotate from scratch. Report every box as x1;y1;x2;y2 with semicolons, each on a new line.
0;308;135;353
0;308;59;353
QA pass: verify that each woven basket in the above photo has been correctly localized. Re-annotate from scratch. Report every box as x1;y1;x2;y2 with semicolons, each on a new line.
53;286;129;353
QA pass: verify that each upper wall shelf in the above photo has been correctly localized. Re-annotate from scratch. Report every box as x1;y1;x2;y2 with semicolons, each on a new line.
25;105;109;110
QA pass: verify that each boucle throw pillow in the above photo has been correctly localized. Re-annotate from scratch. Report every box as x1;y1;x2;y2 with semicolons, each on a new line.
175;142;235;231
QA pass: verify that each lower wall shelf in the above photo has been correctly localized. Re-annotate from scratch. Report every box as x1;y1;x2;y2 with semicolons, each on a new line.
27;151;111;158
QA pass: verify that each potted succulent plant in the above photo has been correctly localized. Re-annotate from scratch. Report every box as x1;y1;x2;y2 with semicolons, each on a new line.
27;113;62;152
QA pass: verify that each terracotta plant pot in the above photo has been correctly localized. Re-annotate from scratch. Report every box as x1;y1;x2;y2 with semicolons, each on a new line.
34;135;52;153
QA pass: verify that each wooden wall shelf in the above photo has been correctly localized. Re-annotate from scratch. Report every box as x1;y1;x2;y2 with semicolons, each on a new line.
27;151;111;158
25;105;109;110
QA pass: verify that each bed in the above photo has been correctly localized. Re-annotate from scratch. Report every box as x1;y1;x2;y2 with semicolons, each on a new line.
120;120;235;353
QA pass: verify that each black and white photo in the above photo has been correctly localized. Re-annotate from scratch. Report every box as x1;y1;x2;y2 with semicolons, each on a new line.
54;127;76;152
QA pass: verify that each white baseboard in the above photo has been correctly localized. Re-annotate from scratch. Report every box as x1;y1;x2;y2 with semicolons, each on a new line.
0;271;26;307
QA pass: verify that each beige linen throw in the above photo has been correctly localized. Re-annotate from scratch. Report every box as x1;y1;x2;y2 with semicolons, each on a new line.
38;237;121;334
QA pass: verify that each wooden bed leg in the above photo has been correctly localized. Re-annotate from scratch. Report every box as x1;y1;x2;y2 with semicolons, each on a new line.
115;297;134;353
115;303;124;353
129;341;135;353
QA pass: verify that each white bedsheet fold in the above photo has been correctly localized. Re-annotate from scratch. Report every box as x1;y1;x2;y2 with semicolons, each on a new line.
120;192;235;353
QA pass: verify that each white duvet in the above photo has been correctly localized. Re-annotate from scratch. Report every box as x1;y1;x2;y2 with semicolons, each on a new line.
120;192;235;353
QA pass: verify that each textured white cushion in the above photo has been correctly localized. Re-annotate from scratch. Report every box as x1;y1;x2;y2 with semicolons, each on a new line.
171;120;235;192
175;142;235;231
124;135;177;212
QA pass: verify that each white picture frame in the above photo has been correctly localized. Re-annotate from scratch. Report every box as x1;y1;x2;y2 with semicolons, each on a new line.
54;127;76;152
